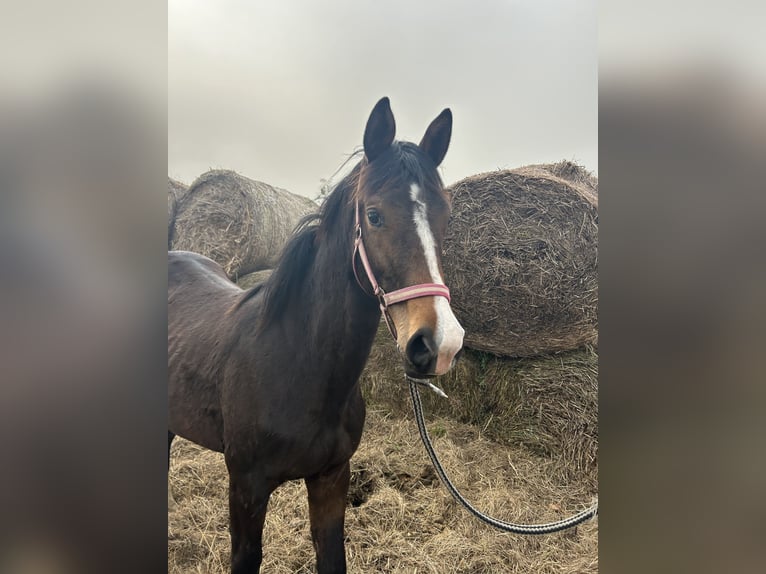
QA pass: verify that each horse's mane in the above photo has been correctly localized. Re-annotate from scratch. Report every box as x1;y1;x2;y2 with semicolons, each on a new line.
232;154;362;323
233;142;444;326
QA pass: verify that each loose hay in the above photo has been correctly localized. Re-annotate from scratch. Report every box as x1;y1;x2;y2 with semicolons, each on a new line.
361;322;598;487
171;170;316;279
168;177;189;249
236;269;273;290
168;410;597;573
443;164;598;357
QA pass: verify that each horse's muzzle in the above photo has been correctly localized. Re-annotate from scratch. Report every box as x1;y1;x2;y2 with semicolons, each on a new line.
404;327;464;377
404;327;438;376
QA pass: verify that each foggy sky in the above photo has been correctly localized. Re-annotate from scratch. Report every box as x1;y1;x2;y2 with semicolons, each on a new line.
169;0;597;198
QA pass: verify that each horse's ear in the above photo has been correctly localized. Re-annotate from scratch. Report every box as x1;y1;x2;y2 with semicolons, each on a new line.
363;97;396;163
419;108;452;167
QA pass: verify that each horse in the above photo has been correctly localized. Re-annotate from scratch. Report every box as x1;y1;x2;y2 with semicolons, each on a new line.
168;97;464;573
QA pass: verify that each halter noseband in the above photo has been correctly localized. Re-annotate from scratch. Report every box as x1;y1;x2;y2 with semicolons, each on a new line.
352;199;450;340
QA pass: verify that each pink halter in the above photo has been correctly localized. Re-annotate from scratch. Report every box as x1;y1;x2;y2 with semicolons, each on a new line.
352;199;450;339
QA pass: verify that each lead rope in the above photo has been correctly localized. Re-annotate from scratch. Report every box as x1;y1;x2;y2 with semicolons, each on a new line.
407;375;598;534
353;198;597;533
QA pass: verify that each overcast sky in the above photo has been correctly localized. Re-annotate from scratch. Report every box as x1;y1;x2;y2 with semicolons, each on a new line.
169;0;597;198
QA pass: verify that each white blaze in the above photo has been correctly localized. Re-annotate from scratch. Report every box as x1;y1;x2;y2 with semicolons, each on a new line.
409;183;464;374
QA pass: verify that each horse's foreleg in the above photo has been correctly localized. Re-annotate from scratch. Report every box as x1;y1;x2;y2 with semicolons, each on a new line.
305;461;351;574
228;470;275;574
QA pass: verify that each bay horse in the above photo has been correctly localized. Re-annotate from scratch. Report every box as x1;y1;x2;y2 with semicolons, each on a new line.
168;97;464;573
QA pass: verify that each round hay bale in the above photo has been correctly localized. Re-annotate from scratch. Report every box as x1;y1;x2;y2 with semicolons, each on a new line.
533;160;598;208
443;165;598;357
361;322;598;486
167;177;188;249
171;170;316;279
235;268;273;290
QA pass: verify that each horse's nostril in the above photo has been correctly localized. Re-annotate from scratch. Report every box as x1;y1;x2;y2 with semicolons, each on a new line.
405;328;437;373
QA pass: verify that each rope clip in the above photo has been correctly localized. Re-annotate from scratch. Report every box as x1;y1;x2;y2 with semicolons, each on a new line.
406;375;448;399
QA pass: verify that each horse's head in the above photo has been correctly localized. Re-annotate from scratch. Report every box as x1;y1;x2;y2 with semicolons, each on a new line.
354;97;464;378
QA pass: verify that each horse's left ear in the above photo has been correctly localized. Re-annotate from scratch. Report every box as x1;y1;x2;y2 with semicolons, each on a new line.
419;108;452;167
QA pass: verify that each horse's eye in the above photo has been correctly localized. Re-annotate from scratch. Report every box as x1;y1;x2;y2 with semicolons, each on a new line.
366;209;383;227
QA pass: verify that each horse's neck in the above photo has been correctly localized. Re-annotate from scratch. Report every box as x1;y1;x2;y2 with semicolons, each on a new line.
309;236;381;371
235;225;381;399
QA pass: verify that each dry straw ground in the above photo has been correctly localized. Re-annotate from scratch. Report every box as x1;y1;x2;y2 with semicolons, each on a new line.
171;170;315;279
169;328;598;573
443;162;598;357
169;408;597;574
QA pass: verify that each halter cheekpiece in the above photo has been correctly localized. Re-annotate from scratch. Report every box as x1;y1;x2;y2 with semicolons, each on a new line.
352;199;450;339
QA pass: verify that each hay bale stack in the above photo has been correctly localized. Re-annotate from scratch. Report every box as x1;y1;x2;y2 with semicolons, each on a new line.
361;322;598;486
167;177;188;249
171;170;316;279
235;269;273;290
443;165;598;357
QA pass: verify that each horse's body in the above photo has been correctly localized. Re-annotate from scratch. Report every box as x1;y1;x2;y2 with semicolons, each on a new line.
168;98;463;573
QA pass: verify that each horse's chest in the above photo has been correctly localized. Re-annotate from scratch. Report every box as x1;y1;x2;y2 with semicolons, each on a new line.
315;426;356;466
285;403;365;478
269;424;354;481
226;375;366;479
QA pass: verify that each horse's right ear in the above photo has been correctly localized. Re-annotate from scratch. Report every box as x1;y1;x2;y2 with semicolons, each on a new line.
419;108;452;167
363;97;396;163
